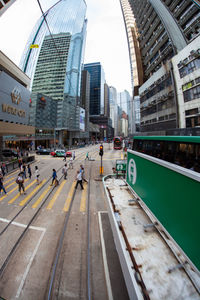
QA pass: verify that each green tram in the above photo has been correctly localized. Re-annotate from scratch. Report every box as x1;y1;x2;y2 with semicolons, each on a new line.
132;136;200;172
126;136;200;271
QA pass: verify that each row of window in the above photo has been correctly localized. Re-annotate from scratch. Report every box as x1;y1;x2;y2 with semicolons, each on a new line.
182;76;200;91
183;85;200;102
140;75;172;103
179;58;200;78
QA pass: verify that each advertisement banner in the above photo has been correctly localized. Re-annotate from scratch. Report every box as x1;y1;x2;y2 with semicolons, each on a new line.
126;150;200;271
79;107;85;131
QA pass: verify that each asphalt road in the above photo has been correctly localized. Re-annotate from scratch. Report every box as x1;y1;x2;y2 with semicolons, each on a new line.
0;144;129;300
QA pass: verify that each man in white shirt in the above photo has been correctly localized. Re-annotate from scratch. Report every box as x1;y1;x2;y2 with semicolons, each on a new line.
75;171;84;190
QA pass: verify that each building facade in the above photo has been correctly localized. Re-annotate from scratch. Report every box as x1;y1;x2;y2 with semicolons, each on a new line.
84;62;105;116
0;51;34;153
121;0;200;134
20;0;87;146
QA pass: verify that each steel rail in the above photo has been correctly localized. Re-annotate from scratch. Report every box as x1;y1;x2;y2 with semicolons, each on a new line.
87;162;92;300
0;150;85;237
47;161;93;300
0;171;65;279
0;165;64;237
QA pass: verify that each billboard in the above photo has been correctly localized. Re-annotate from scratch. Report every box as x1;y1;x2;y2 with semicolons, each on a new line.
80;107;85;131
0;71;30;125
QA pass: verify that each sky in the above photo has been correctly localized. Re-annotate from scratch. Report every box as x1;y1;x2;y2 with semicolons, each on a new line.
0;0;132;94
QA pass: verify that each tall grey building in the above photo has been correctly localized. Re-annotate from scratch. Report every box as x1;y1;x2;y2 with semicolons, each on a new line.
20;0;87;146
120;0;200;133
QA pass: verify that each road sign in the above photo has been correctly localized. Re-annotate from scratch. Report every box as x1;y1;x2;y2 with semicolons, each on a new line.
116;160;127;172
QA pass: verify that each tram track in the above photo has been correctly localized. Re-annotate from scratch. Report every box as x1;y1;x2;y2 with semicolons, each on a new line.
46;160;93;300
0;150;91;281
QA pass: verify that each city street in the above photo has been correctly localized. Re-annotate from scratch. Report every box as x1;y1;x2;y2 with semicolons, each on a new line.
0;144;129;300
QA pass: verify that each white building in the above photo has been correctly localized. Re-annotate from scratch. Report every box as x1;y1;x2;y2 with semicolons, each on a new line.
172;35;200;129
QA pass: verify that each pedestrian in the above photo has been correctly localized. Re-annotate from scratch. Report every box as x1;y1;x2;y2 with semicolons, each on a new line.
85;152;89;160
72;151;75;160
22;163;27;178
0;172;7;195
16;172;26;195
62;164;68;180
69;157;73;169
75;170;84;190
1;163;6;177
27;164;32;179
35;166;40;185
81;165;88;183
51;169;57;186
63;152;67;162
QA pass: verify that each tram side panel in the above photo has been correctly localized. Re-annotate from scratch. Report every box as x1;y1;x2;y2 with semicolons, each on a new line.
126;150;200;272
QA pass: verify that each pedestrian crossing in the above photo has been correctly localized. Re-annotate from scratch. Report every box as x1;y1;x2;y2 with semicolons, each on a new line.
0;173;88;213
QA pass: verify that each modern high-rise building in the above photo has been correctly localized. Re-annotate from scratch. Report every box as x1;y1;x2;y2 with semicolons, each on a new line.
84;62;105;116
120;0;200;134
20;0;87;146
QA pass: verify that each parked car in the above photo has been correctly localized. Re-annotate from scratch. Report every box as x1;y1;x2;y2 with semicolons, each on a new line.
50;149;66;157
50;150;72;157
36;148;51;155
2;149;18;157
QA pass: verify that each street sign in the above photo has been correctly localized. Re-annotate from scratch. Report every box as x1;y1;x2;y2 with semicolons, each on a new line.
116;160;127;172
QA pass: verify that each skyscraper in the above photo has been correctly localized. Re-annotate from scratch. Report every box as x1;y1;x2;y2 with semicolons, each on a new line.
20;0;87;145
120;0;200;133
84;62;105;116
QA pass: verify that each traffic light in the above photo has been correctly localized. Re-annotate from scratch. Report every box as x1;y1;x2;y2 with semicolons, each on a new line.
99;144;104;156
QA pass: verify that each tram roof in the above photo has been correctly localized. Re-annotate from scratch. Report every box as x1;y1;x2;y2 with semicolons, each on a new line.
133;136;200;143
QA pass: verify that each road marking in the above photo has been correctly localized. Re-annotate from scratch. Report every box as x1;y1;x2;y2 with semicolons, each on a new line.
19;180;46;206
80;182;87;212
32;184;52;208
47;180;66;210
63;181;76;212
98;212;113;300
4;177;15;185
8;180;36;204
0;179;29;202
0;217;46;299
4;180;16;189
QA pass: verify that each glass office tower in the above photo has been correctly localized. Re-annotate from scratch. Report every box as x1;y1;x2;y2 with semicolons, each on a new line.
20;0;87;141
84;62;105;116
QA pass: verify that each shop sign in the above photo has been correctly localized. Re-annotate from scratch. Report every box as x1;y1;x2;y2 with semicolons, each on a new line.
0;71;30;124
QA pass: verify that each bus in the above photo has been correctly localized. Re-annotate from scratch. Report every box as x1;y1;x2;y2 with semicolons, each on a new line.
113;137;122;150
132;136;200;172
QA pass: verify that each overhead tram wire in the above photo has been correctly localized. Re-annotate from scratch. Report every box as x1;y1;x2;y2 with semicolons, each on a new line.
36;0;77;98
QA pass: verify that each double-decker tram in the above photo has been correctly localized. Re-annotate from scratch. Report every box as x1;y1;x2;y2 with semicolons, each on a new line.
132;136;200;172
113;136;122;150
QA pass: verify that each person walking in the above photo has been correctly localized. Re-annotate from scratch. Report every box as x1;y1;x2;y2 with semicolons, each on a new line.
16;172;26;195
27;164;32;179
72;151;75;160
0;172;7;195
69;157;73;169
63;152;67;162
51;169;57;186
85;152;89;160
35;166;40;185
22;163;27;179
75;170;84;190
62;164;68;180
81;165;88;183
1;163;6;177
